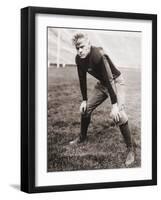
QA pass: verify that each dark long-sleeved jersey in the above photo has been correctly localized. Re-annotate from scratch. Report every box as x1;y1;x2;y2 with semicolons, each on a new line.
76;46;121;104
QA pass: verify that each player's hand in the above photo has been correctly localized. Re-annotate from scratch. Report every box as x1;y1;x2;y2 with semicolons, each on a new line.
110;103;121;123
80;101;87;114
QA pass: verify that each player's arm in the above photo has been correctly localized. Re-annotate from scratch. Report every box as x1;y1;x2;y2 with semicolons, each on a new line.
105;54;121;78
77;65;87;101
77;65;88;114
100;56;117;104
99;56;120;122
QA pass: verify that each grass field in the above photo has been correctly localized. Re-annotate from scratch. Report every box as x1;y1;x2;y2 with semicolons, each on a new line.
47;66;141;172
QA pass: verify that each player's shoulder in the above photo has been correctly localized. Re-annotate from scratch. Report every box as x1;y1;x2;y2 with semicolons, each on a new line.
90;46;103;64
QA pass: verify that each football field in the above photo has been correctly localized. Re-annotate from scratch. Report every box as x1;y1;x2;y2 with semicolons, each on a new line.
47;66;141;172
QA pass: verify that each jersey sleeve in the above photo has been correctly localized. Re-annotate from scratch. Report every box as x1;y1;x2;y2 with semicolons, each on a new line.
76;56;87;101
91;47;117;104
105;54;121;79
99;56;117;104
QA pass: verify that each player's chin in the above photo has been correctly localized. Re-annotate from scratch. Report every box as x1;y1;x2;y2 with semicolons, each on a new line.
80;55;85;59
79;54;87;59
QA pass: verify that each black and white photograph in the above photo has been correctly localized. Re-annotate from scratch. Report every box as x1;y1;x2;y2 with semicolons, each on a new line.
21;6;157;193
47;28;141;172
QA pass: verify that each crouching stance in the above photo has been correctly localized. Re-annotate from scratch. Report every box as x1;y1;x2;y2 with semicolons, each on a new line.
70;32;135;167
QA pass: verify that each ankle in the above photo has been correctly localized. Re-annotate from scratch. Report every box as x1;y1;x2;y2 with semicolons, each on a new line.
79;136;87;142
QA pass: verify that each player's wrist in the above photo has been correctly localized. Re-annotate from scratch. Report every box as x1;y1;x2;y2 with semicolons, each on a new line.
112;103;118;108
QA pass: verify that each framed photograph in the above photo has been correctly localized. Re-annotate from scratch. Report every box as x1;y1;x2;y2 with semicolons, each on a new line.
21;6;157;193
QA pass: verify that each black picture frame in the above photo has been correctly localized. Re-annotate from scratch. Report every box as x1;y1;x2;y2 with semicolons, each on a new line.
21;6;157;193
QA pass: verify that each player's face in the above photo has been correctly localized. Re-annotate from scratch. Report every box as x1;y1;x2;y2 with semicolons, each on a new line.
76;38;90;59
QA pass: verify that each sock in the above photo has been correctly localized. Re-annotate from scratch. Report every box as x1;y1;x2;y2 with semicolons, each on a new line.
119;121;133;150
80;114;91;141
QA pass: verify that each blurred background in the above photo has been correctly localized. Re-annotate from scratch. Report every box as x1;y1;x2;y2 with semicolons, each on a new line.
48;28;141;69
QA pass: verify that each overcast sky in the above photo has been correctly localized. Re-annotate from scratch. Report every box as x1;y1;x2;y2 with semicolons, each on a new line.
48;28;142;68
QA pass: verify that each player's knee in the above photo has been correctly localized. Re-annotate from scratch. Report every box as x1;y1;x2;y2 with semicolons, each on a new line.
118;110;128;125
86;104;93;115
81;107;92;118
81;112;91;119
